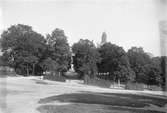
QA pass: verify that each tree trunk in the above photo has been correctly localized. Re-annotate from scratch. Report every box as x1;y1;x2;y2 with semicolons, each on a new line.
26;64;29;76
84;74;89;84
51;71;53;76
118;78;120;87
113;77;116;87
32;63;35;76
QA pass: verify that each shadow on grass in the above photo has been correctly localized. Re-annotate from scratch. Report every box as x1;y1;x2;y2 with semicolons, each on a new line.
100;92;167;107
39;92;167;108
31;79;48;85
38;92;167;113
37;104;165;113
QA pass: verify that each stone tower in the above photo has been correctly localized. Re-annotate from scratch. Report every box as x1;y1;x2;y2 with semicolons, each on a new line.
101;32;107;46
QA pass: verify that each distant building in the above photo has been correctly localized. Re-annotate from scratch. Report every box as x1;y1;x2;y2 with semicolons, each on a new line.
101;32;107;46
97;32;108;48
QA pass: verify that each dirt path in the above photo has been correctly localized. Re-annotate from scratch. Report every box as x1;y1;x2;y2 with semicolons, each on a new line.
0;76;166;113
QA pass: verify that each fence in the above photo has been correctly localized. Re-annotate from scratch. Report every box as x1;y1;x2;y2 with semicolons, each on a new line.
96;72;113;80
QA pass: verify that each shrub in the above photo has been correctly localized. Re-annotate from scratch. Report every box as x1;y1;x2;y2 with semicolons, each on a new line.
85;77;112;88
125;82;145;91
0;70;7;76
125;82;163;91
147;85;162;91
44;73;66;82
161;85;166;91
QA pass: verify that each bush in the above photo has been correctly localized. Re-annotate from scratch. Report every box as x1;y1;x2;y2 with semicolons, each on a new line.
44;73;66;82
147;85;162;91
162;85;166;91
85;77;112;88
0;70;7;76
125;82;145;91
125;82;163;91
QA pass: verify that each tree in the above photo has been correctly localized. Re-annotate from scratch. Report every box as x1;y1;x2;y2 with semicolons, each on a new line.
40;57;58;75
147;57;163;86
98;42;135;83
43;28;71;75
24;56;39;76
72;39;101;80
127;47;151;67
127;47;163;85
0;24;46;76
160;56;167;89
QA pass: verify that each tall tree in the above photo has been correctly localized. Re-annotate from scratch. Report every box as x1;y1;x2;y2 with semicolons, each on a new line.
0;24;46;76
98;42;135;83
127;47;161;85
160;56;167;89
72;39;100;80
43;28;71;75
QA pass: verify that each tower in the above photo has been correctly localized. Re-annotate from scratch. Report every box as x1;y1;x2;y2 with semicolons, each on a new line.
100;32;107;46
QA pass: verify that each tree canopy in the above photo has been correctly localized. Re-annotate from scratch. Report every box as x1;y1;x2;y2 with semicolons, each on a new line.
41;28;71;74
72;39;100;78
0;24;46;75
127;47;163;85
98;42;135;82
0;24;166;89
0;25;71;76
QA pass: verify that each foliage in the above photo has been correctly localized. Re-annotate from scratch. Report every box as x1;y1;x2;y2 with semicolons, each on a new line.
98;42;135;82
42;28;71;73
40;57;58;72
125;82;145;91
143;64;162;85
125;82;163;91
43;73;66;82
72;39;101;78
127;47;163;86
127;47;151;66
127;47;151;83
160;56;167;88
85;77;112;88
0;24;165;89
0;53;9;66
147;85;163;91
0;24;46;76
0;25;71;77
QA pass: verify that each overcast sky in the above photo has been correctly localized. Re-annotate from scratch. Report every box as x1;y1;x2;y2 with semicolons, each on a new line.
0;0;167;56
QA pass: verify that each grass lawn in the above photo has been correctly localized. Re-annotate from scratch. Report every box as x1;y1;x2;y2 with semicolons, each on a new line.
38;91;167;113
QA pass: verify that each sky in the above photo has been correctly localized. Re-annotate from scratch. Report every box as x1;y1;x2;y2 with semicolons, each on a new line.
0;0;167;56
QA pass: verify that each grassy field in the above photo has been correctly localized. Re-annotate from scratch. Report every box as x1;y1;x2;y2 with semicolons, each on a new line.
38;91;167;113
1;76;167;113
